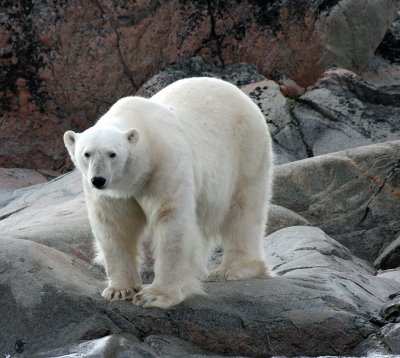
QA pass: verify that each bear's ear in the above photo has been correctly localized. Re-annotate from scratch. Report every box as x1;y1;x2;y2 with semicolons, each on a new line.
64;130;77;149
125;128;140;145
63;131;78;161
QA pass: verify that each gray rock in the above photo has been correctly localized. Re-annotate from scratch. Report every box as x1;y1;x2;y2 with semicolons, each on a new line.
266;204;310;236
34;333;213;358
318;0;398;73
0;168;47;190
0;171;93;261
377;268;400;284
0;237;109;357
137;63;400;167
375;236;400;270
242;80;300;165
1;194;400;357
353;323;400;356
33;334;155;358
136;57;266;98
246;69;400;164
272;140;400;262
376;12;400;64
380;297;400;322
1;168;399;356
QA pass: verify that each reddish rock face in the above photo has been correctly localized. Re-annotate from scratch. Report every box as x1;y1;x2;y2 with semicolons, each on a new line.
0;0;397;170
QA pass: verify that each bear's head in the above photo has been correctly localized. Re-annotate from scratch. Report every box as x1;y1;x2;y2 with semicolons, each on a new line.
64;126;139;191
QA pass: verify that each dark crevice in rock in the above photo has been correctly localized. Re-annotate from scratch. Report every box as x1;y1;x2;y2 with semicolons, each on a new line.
206;1;225;68
277;265;327;275
375;13;400;64
102;306;146;339
91;0;138;91
192;1;226;68
329;74;400;108
359;158;400;224
246;0;282;34
315;0;341;14
0;205;29;221
296;96;341;122
288;101;314;158
114;31;138;90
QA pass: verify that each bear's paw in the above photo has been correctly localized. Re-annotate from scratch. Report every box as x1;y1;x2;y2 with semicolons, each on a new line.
132;285;183;309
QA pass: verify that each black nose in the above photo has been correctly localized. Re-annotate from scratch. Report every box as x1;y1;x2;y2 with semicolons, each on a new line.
91;177;106;189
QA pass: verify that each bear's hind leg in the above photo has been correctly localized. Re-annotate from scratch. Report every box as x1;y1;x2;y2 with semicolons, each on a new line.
207;191;271;281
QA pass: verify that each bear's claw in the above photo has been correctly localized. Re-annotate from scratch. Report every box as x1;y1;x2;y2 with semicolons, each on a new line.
102;286;141;301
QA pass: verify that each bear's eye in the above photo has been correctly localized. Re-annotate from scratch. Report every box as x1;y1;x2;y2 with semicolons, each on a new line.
84;152;90;158
109;152;116;158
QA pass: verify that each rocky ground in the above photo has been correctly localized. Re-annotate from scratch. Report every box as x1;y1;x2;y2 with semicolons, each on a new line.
0;140;399;357
1;1;400;357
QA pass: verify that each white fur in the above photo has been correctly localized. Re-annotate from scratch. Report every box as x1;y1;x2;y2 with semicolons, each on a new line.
64;77;273;308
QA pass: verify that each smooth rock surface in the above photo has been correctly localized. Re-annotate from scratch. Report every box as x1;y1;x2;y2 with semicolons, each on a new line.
266;204;310;236
0;171;92;260
272;140;400;262
0;237;108;357
377;268;400;285
0;168;47;190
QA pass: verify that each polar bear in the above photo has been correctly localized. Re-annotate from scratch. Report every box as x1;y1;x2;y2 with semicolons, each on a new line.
64;77;273;309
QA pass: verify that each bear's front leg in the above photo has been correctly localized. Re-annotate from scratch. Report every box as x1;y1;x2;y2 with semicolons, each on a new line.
87;195;146;301
132;206;204;309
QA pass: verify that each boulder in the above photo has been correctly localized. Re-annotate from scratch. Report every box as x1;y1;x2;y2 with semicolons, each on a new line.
266;204;310;236
244;69;400;164
272;140;400;262
242;79;298;165
0;237;108;357
1;0;398;170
